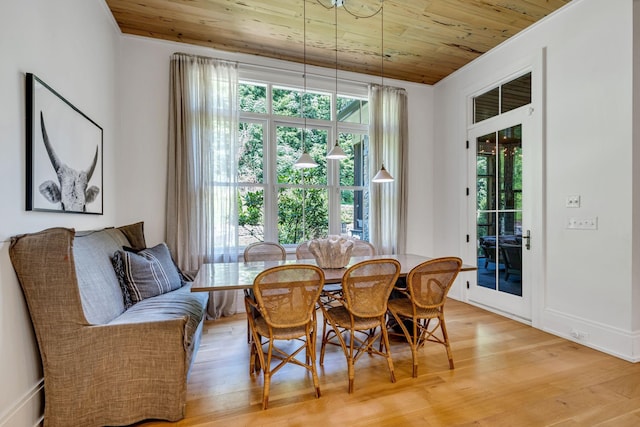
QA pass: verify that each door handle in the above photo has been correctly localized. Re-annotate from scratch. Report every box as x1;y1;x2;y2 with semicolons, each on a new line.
524;230;531;250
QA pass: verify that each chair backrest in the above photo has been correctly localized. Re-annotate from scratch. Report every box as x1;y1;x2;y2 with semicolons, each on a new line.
295;241;314;260
407;257;462;309
341;259;400;318
501;244;522;270
244;241;286;262
351;239;376;257
253;265;325;328
298;239;375;260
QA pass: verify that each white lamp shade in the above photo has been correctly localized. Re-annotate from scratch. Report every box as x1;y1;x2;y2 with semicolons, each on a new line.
326;142;348;159
294;151;318;168
372;164;394;182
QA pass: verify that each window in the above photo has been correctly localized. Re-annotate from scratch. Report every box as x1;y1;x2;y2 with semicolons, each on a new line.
237;81;370;247
473;72;531;123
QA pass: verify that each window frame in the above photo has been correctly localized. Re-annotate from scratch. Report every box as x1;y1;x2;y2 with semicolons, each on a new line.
238;75;370;248
473;72;532;124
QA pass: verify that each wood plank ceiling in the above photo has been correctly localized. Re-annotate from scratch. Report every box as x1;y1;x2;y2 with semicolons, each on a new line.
105;0;571;84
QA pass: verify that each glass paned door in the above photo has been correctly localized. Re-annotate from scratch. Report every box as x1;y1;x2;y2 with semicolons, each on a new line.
476;125;522;296
468;63;540;322
469;116;531;321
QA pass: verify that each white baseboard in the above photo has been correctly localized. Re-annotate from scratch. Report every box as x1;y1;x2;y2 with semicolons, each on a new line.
541;308;640;362
468;301;532;325
449;295;640;363
0;379;43;427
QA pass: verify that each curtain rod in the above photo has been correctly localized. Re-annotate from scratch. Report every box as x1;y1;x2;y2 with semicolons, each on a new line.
170;52;410;92
239;61;408;91
240;61;373;87
172;51;374;87
172;51;236;63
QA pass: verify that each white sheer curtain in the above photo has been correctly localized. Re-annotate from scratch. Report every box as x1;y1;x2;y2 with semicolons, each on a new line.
368;84;408;255
166;53;239;319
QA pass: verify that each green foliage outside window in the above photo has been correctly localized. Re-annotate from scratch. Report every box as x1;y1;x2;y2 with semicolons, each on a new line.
278;188;329;244
240;83;267;114
237;82;367;246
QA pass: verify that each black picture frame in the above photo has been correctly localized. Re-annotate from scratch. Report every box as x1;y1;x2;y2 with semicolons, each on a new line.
26;73;103;214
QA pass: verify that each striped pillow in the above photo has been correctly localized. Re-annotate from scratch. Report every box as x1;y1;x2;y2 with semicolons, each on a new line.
114;243;183;305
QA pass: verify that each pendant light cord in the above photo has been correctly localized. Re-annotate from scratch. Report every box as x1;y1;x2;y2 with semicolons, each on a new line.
335;3;339;147
303;0;307;153
295;1;318;167
302;0;307;239
381;0;384;85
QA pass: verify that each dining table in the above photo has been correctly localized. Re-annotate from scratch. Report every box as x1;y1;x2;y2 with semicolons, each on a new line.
191;253;477;292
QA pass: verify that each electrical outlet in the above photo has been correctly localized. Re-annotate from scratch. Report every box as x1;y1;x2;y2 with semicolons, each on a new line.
566;195;580;208
570;329;589;340
567;217;597;230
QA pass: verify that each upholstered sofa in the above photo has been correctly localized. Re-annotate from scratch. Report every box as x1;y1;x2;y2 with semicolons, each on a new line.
9;223;208;427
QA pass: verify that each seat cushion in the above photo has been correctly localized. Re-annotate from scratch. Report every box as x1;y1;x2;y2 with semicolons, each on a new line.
109;284;208;350
254;316;309;340
387;298;440;318
325;305;383;330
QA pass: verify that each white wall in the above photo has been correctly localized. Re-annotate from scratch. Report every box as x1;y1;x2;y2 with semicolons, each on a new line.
4;0;638;424
434;0;639;359
405;84;436;257
117;36;436;251
633;0;640;336
0;1;120;425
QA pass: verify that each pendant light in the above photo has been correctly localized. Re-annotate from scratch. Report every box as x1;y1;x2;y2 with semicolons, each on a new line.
326;3;348;160
372;0;394;183
294;0;318;169
372;162;394;182
326;141;347;159
294;151;318;168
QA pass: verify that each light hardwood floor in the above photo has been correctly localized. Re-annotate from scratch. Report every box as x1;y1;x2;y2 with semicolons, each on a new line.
133;300;640;426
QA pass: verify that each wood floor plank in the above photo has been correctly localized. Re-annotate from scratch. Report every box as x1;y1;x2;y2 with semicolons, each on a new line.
130;299;640;426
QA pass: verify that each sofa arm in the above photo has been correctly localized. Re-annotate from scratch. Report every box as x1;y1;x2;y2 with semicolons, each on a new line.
43;317;190;427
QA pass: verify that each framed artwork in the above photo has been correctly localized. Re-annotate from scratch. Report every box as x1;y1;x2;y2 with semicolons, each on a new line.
25;73;103;214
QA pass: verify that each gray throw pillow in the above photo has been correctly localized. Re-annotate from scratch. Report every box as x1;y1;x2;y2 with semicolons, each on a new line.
113;243;183;305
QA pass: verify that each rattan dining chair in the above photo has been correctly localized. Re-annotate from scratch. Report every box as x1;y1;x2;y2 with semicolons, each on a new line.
244;264;325;409
297;239;376;260
319;258;400;393
295;241;314;260
387;257;462;377
350;239;376;257
244;242;287;262
243;242;287;343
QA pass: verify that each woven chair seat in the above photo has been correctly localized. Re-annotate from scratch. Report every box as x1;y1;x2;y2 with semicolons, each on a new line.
387;298;441;319
254;316;309;340
325;306;383;330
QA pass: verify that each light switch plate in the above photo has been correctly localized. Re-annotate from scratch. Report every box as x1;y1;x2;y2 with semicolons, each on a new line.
567;217;597;230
